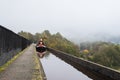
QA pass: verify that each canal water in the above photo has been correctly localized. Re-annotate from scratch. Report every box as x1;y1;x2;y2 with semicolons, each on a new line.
40;53;92;80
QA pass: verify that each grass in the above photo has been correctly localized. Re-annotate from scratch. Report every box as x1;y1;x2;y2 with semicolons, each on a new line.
0;47;29;72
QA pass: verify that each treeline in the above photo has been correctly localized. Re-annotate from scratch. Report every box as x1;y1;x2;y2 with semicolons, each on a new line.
18;30;79;56
79;41;120;70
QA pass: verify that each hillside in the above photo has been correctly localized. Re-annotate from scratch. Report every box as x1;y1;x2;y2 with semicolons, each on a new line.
79;41;120;70
18;30;80;56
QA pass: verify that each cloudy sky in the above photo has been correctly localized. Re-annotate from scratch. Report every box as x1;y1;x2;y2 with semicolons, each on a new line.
0;0;120;42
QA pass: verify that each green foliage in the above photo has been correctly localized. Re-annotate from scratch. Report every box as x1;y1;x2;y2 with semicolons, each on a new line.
18;31;34;42
93;45;120;69
79;41;120;70
46;32;79;56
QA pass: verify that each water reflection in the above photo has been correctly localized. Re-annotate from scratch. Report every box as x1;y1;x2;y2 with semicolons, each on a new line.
40;53;92;80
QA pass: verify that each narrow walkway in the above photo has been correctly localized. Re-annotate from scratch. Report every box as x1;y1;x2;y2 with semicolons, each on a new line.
0;44;43;80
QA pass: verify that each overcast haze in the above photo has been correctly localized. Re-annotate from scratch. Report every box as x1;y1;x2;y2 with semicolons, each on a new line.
0;0;120;43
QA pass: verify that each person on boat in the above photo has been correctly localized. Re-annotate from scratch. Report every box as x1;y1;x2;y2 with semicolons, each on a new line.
37;38;44;46
36;38;46;57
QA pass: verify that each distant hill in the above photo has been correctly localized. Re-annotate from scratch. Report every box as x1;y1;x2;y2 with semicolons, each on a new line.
70;32;120;44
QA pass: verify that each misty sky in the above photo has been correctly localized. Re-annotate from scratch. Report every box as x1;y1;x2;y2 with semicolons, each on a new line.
0;0;120;42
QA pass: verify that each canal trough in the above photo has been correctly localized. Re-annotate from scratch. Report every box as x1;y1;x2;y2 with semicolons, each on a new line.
40;53;92;80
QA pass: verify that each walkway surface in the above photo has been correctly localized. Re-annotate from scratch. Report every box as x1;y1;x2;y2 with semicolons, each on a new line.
0;44;44;80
